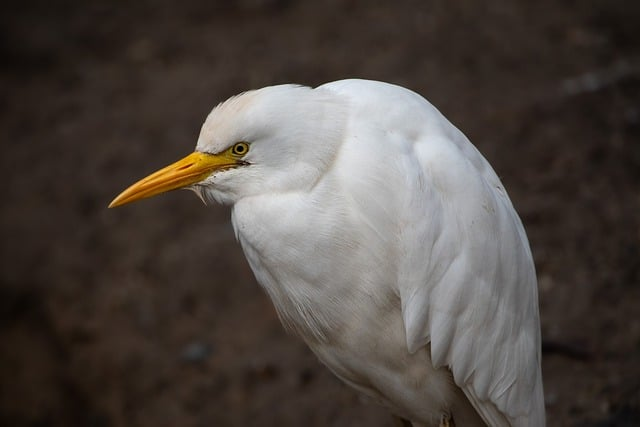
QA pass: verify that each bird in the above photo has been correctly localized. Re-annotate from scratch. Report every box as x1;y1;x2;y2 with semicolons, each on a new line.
109;79;545;427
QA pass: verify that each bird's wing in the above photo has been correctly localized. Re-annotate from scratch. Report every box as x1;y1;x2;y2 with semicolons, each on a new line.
318;79;544;425
396;126;544;426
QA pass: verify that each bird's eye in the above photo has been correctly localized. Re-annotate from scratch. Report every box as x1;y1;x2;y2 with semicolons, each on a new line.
231;142;249;156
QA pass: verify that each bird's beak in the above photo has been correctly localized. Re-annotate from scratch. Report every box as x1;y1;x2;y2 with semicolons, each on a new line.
109;151;236;208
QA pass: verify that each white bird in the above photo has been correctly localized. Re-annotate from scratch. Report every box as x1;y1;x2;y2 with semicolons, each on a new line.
109;79;545;427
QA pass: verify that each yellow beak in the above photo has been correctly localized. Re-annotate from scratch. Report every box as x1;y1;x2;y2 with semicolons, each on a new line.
109;151;238;208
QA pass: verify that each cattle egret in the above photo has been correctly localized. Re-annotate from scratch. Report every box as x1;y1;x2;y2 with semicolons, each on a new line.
110;79;545;427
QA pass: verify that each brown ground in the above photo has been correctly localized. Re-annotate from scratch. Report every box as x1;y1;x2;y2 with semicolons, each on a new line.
1;1;639;426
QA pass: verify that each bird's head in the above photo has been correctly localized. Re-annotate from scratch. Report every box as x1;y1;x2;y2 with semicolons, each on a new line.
109;84;348;208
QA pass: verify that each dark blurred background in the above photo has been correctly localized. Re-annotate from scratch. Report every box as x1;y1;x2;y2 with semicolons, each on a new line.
1;1;639;426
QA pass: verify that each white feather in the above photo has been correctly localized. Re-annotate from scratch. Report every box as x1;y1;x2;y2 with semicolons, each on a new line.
192;79;545;426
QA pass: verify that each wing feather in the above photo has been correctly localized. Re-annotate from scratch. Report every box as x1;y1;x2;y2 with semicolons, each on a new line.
398;127;545;426
320;80;544;426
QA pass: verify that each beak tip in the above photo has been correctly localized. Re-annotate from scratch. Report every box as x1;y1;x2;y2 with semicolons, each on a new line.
108;195;126;209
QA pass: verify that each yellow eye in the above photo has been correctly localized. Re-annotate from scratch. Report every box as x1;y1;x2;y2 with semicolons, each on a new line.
231;142;249;156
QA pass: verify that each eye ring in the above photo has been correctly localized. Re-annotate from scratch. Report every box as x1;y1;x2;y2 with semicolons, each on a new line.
231;142;249;156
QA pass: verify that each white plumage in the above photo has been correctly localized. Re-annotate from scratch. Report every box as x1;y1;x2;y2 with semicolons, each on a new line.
110;79;545;426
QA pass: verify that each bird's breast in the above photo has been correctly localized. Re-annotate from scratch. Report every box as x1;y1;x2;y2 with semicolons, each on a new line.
231;189;400;344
